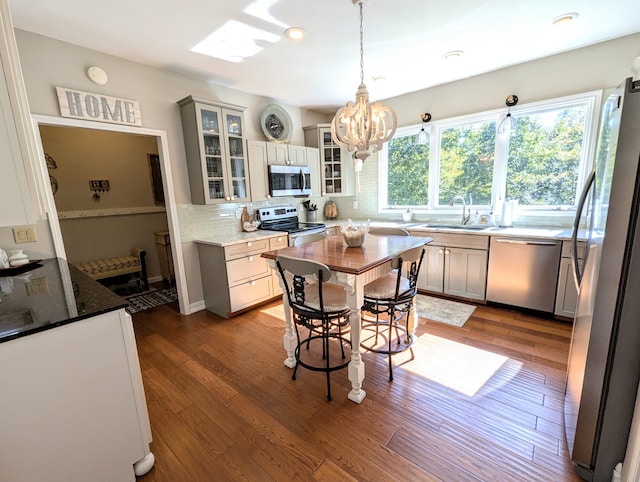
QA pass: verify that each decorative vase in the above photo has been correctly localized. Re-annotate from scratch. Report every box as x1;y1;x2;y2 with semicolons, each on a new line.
9;249;29;267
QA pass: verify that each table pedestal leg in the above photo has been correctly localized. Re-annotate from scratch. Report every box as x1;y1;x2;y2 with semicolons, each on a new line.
280;280;296;369
408;295;419;337
348;307;366;403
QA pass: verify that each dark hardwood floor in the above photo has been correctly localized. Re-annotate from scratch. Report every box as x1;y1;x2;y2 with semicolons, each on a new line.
132;295;581;481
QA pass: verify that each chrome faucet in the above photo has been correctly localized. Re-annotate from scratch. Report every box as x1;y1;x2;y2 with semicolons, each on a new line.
449;195;470;225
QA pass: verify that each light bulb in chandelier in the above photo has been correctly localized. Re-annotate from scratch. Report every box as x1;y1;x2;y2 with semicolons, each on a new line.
331;0;397;163
416;112;431;145
498;94;519;135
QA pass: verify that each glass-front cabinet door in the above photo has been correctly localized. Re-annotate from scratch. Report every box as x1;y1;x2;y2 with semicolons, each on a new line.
222;109;249;200
177;96;250;204
303;123;354;197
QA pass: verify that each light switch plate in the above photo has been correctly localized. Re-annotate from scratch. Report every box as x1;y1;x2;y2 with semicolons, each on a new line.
12;226;38;243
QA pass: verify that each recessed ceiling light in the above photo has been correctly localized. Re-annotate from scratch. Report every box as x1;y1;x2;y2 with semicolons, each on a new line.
443;50;464;60
552;13;578;26
285;27;305;40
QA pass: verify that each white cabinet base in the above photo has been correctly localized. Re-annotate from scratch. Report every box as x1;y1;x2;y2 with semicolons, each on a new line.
0;309;153;482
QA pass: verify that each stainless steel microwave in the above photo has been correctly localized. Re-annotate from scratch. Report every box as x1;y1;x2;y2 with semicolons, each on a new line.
268;165;312;197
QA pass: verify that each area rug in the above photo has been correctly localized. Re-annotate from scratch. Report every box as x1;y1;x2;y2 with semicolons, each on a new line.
125;287;177;314
414;294;476;328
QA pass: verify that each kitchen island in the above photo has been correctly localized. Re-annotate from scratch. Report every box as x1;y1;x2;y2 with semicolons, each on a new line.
0;259;154;482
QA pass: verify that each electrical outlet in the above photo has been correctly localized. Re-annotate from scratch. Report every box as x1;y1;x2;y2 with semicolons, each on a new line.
352;200;359;209
12;226;38;243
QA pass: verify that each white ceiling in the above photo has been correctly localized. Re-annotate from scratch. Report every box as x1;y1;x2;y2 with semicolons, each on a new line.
8;0;640;114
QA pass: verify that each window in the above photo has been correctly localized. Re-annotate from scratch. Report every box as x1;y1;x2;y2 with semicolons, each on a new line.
381;91;601;214
386;131;429;206
506;105;587;206
438;121;495;206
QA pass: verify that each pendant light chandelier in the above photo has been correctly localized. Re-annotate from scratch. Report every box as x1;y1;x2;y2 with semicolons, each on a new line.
331;0;397;168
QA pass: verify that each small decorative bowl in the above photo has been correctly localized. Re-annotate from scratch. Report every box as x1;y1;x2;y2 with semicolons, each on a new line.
243;221;260;232
342;226;367;247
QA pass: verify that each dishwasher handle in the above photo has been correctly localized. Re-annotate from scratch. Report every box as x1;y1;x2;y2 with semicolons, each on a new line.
493;238;559;247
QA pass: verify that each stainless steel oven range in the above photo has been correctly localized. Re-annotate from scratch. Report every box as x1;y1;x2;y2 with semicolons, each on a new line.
257;205;326;246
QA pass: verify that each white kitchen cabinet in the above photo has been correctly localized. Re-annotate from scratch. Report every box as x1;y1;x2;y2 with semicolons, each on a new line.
555;240;585;318
411;231;489;301
266;142;308;166
177;96;251;204
0;309;153;482
288;145;308;165
197;234;285;318
306;146;321;197
0;1;37;227
247;139;270;201
444;247;488;300
303;124;355;196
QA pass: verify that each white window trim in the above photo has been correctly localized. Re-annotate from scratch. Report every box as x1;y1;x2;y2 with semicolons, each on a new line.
379;90;602;217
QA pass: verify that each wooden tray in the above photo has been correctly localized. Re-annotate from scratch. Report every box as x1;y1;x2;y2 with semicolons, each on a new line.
0;260;43;276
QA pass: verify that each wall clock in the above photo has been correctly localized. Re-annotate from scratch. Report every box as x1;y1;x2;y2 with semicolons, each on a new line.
260;104;292;143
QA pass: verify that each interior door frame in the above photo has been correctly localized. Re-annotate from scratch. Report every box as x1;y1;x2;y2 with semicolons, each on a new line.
30;114;190;315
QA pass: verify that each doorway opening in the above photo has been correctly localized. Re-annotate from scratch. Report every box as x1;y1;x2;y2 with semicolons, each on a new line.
31;115;188;314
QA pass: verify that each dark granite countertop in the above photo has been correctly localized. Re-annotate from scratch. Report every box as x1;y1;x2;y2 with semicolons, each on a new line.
0;258;128;343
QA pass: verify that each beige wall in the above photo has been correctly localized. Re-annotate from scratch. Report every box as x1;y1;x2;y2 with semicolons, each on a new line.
40;126;159;211
9;27;640;309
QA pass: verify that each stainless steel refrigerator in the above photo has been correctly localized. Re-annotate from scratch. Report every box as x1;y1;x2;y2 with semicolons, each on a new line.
565;77;640;481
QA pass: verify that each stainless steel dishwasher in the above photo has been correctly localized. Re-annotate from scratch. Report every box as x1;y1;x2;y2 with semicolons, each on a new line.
486;237;561;313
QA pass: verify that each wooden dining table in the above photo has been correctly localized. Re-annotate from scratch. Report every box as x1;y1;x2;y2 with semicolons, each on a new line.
262;233;432;403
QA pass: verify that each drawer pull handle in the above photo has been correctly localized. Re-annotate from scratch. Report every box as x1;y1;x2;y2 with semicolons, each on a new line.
250;281;256;286
248;256;253;261
247;241;252;247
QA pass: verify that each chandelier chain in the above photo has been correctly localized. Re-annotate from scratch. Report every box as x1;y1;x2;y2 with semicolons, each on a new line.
359;1;364;85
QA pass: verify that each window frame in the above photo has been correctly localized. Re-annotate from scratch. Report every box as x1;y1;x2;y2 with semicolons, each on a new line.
379;90;602;217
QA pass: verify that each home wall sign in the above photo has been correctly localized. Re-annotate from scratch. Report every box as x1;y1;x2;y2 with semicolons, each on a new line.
56;87;142;126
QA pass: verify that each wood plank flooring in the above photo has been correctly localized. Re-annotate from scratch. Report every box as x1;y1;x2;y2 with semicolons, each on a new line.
132;296;581;481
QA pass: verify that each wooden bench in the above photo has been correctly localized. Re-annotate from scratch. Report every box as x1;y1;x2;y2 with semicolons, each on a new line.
75;248;149;291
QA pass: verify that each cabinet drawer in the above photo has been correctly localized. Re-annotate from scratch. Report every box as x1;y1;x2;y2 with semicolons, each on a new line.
269;235;288;250
224;238;270;260
227;255;270;287
229;276;273;312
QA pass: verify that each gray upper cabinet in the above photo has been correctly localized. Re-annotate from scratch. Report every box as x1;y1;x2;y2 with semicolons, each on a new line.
266;143;308;166
177;96;251;204
303;124;354;197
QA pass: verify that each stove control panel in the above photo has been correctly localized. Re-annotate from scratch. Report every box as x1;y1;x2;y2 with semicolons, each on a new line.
257;205;298;222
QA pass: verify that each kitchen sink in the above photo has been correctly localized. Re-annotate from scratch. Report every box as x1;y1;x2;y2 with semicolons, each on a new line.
418;223;491;230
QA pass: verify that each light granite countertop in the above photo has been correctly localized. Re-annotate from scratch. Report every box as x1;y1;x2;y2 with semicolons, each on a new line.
193;220;581;247
194;230;287;247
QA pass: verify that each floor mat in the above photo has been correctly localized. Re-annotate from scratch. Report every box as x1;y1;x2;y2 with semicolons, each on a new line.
414;294;476;328
125;287;177;314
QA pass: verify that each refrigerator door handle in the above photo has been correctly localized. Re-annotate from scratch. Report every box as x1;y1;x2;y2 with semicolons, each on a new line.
572;167;595;287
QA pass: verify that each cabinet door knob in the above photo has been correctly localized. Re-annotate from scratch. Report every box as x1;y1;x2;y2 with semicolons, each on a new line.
247;241;252;247
438;249;444;254
249;281;256;286
248;256;254;261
